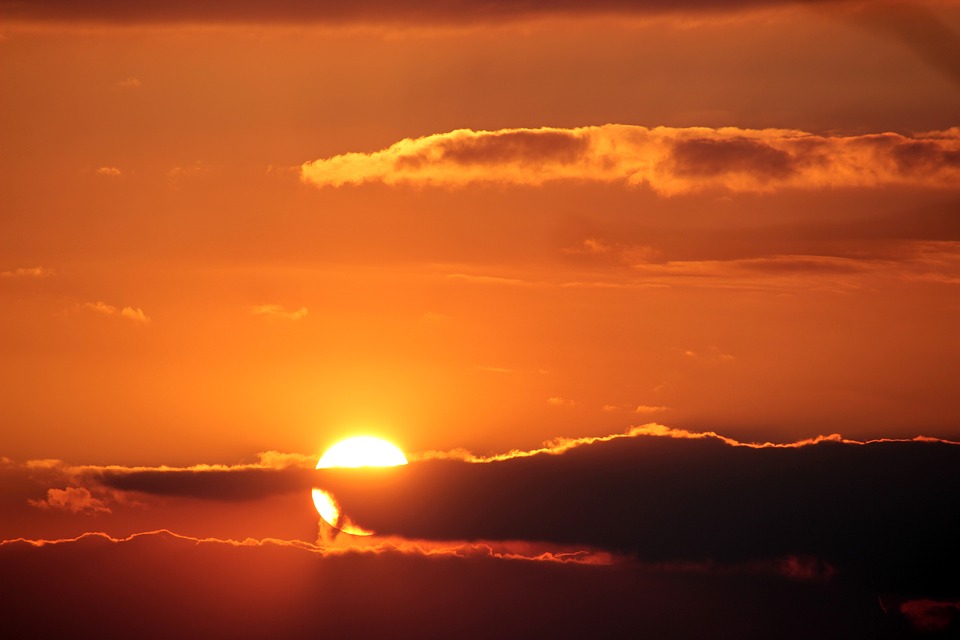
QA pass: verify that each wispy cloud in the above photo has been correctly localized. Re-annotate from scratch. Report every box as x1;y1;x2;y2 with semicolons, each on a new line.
95;166;123;177
302;126;960;194
27;487;110;515
83;301;150;324
250;304;308;321
116;76;140;89
635;404;669;414
0;266;54;278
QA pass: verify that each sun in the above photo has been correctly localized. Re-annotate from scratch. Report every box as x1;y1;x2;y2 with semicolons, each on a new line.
316;436;408;469
313;436;407;536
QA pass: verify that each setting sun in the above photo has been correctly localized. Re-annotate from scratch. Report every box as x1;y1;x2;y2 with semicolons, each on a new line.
313;436;408;535
316;436;408;469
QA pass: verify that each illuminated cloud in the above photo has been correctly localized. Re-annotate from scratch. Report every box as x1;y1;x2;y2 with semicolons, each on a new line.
83;301;150;323
0;266;54;278
115;76;140;89
546;396;576;407
250;304;308;321
95;166;123;177
635;404;668;413
27;487;110;515
302;126;960;194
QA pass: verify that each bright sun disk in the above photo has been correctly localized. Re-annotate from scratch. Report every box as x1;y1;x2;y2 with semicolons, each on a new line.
316;435;408;469
313;436;408;536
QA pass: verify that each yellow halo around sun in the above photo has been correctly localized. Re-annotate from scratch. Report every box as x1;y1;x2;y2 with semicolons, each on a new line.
313;436;408;536
316;436;408;469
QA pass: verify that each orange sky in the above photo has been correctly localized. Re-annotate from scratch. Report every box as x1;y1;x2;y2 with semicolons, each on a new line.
3;2;960;636
2;2;960;466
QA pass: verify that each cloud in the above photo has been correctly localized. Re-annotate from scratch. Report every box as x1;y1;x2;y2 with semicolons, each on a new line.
546;396;576;407
116;76;140;88
316;426;960;595
29;425;959;598
26;487;111;514
0;0;896;26
0;266;54;278
899;599;960;633
83;301;150;323
635;404;669;413
95;166;122;177
1;527;912;640
250;304;308;321
478;365;512;373
301;126;960;194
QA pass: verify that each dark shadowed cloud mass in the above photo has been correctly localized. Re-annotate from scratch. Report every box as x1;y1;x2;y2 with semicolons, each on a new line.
76;429;960;599
2;529;956;639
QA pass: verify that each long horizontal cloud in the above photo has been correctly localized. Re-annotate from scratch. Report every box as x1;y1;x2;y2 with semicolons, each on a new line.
316;429;960;596
301;126;960;194
0;0;910;25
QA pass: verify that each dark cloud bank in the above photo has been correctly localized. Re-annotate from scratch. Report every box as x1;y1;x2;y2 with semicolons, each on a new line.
4;433;959;637
0;0;841;24
1;528;930;640
95;434;960;596
316;436;960;597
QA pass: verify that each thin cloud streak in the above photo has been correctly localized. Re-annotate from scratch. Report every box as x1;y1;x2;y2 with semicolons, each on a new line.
0;528;612;565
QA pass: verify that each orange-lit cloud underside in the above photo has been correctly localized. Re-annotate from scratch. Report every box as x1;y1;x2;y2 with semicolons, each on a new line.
302;126;960;193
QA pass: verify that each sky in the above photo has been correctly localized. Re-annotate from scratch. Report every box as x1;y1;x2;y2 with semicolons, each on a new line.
2;0;960;637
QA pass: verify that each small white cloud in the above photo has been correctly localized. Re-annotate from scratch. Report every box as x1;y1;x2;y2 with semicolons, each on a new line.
96;166;123;177
84;301;150;323
28;487;111;515
167;161;212;188
635;404;669;414
120;306;150;323
0;266;54;278
478;365;512;374
251;304;308;321
85;301;117;316
547;396;576;407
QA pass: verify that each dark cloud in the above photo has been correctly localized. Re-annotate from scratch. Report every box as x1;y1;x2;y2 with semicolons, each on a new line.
315;435;960;597
435;130;587;166
99;467;313;501
0;0;856;25
892;141;960;174
670;138;798;180
81;431;960;599
849;2;960;90
0;529;932;639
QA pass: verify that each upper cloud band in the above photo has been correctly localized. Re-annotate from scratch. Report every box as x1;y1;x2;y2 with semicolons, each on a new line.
300;125;960;194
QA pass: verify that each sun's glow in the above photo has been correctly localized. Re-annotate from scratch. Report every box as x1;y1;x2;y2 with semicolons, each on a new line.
313;436;408;536
316;436;408;469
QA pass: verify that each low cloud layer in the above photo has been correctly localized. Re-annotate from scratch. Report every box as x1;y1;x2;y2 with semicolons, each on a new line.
5;527;933;639
301;126;960;194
